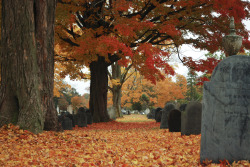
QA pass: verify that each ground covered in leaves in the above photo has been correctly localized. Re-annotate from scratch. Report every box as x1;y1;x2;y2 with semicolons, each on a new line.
0;115;249;166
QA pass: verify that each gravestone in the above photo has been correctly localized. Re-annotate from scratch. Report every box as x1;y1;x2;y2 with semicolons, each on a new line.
155;107;162;122
61;117;73;130
76;107;87;127
86;109;93;125
168;109;181;132
179;104;187;112
160;103;176;129
144;108;150;115
147;109;156;119
65;113;75;127
200;55;250;163
108;107;116;120
181;102;202;135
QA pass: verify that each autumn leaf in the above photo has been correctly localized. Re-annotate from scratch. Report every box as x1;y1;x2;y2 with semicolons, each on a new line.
0;116;249;166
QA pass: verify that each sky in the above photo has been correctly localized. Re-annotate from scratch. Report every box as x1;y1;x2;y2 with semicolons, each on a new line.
65;19;250;95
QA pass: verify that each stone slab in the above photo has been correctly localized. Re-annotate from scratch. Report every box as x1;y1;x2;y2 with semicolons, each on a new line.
200;55;250;163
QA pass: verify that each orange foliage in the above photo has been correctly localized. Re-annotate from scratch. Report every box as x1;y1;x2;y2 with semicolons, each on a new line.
121;72;187;108
1;117;249;166
155;74;187;107
54;62;71;97
71;94;89;110
55;0;250;84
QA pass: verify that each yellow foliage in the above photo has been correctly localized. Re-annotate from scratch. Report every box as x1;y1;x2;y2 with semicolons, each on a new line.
121;71;187;108
111;79;121;87
54;62;71;97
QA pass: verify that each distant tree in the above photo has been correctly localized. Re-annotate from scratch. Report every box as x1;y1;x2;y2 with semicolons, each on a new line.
71;94;89;113
60;87;80;104
121;71;187;108
185;69;202;102
58;97;69;111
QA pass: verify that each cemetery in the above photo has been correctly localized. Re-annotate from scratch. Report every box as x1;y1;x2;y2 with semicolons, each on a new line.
0;0;250;166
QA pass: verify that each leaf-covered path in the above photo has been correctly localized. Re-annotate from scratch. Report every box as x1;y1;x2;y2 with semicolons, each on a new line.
0;115;249;166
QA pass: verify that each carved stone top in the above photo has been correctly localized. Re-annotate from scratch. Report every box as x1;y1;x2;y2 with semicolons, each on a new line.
229;17;236;35
222;17;242;56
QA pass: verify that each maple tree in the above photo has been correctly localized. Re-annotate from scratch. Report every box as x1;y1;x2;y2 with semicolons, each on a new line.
55;0;250;123
0;0;59;133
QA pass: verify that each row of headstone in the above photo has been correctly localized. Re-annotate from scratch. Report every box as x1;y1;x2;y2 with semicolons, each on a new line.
153;102;202;134
58;107;93;130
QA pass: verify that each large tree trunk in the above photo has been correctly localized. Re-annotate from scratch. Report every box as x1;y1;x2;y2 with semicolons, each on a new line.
111;62;123;118
36;0;60;131
89;56;110;122
0;0;58;133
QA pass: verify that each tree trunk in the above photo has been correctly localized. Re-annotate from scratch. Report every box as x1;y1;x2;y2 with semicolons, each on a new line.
111;62;123;118
34;0;59;131
0;0;58;133
89;56;110;122
112;86;122;117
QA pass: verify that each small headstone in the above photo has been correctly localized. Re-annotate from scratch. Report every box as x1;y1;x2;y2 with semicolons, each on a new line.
61;116;73;130
181;102;202;135
160;103;176;129
108;107;116;120
200;55;250;163
179;104;187;112
76;107;87;127
65;113;75;127
127;110;131;115
144;108;150;115
155;107;162;122
168;109;181;132
147;109;156;119
86;109;93;125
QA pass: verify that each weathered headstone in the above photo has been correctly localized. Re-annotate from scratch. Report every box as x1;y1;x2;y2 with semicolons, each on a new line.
168;109;181;132
155;107;162;122
61;116;73;130
144;108;150;115
181;102;202;135
147;109;156;119
108;107;116;120
200;55;250;163
160;103;176;129
86;109;93;125
179;104;187;112
76;107;87;127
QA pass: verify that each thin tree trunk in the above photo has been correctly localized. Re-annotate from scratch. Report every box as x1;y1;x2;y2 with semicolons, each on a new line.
0;0;58;133
89;56;110;122
111;62;122;118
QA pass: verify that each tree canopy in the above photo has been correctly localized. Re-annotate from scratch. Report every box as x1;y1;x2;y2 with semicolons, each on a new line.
55;0;250;122
56;0;250;81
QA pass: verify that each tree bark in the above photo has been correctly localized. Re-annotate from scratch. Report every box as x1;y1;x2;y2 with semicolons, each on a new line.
89;56;110;122
38;0;60;131
0;0;58;133
111;62;122;118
